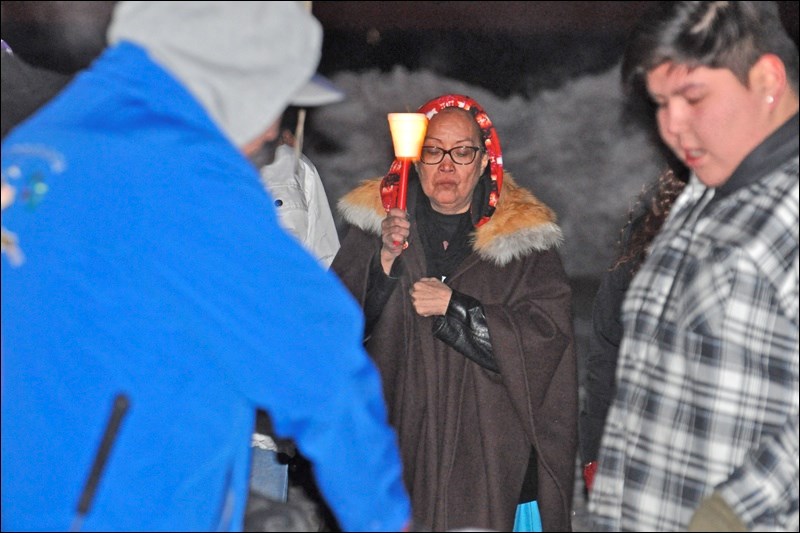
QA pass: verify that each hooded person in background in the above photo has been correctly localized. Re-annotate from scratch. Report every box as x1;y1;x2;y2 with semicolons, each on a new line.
331;94;578;532
250;100;342;270
0;2;411;531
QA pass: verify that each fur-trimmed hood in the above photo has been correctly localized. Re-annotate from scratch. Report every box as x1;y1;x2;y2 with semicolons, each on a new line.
338;173;563;266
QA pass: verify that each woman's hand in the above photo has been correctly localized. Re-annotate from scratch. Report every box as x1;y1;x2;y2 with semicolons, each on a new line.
380;208;410;273
410;277;452;317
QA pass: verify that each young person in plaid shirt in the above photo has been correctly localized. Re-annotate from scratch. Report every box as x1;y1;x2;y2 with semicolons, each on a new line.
589;2;798;531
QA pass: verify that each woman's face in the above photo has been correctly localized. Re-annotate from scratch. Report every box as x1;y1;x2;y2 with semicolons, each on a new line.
416;108;489;214
646;61;773;188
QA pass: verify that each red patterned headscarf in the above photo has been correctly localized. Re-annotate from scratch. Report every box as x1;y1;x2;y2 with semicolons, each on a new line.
380;94;503;227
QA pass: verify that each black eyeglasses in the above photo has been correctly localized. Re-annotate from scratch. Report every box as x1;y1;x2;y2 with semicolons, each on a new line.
420;145;484;165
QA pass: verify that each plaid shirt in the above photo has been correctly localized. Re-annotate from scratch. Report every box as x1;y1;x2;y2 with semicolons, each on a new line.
589;117;799;532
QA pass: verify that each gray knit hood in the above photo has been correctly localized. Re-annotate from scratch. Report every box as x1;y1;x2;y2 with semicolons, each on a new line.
108;1;322;147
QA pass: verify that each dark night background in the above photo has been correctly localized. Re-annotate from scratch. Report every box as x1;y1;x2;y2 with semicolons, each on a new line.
2;2;798;529
1;2;797;94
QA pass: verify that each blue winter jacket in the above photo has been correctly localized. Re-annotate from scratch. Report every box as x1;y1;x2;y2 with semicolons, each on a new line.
1;42;410;532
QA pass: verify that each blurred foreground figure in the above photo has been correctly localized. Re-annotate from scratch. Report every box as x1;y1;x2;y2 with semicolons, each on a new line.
0;2;410;531
590;2;799;531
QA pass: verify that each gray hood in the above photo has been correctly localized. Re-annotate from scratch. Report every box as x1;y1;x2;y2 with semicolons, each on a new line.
108;1;322;147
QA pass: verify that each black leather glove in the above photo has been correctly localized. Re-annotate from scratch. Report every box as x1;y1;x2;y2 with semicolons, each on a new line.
432;289;498;372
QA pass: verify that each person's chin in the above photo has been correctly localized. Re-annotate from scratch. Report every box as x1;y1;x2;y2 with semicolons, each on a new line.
432;198;468;214
695;166;732;188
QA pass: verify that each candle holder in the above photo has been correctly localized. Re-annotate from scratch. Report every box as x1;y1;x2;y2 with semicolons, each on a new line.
387;112;428;210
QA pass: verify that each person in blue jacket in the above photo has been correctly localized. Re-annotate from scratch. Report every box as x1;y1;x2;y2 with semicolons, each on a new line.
0;2;411;531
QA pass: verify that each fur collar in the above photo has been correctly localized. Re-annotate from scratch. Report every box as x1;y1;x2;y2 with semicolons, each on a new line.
337;173;563;266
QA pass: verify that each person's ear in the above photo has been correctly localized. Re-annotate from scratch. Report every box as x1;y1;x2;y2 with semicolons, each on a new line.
280;129;296;147
750;53;788;106
480;150;489;175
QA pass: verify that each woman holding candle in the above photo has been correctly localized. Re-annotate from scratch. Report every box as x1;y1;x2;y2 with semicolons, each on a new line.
331;94;578;532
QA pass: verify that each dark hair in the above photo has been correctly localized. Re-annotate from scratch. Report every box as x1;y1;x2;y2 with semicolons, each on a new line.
621;1;799;96
612;165;689;275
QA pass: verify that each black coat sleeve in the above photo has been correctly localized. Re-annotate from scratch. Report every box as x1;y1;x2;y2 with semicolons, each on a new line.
363;250;403;341
578;211;644;465
578;262;633;464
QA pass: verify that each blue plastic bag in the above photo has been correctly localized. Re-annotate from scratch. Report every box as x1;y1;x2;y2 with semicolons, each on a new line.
513;500;542;532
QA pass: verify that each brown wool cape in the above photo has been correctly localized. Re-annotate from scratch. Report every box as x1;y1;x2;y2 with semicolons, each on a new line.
331;173;578;532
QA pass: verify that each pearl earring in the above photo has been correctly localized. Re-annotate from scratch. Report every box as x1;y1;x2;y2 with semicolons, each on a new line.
766;95;774;104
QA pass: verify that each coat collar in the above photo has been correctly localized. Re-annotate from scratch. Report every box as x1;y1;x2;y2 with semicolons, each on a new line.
338;173;563;266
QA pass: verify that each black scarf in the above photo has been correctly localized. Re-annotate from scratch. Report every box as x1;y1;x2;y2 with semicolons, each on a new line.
415;186;473;281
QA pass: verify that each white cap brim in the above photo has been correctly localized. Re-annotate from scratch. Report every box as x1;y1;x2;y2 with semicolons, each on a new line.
291;73;344;107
